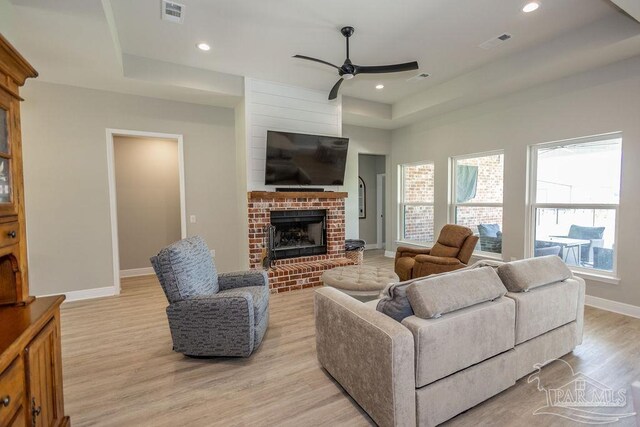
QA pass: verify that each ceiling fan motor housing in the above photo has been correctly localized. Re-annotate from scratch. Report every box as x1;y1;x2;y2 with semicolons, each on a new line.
340;26;355;38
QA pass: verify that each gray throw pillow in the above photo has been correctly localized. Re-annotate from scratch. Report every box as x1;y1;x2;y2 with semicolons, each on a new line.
376;259;504;322
497;255;571;292
406;267;507;319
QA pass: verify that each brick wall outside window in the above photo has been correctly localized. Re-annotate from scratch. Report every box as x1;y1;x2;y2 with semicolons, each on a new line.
401;163;434;243
454;154;504;235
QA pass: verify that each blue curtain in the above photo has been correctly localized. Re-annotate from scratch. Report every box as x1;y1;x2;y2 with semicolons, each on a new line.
456;165;478;203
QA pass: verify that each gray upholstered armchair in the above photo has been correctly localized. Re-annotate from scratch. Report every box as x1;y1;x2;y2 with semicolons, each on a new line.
151;236;269;357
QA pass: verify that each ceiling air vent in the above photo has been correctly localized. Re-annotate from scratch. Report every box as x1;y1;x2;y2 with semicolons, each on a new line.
479;33;512;50
161;0;185;24
407;72;430;82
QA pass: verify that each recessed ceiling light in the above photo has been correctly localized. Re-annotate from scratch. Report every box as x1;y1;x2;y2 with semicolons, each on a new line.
197;42;211;51
375;84;384;90
522;2;540;13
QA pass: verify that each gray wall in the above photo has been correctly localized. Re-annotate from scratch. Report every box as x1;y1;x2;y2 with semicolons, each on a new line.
390;55;640;307
114;136;181;271
0;0;13;42
21;81;241;295
342;125;392;242
358;154;385;246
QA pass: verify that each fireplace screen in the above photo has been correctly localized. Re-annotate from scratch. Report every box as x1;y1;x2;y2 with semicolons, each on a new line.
268;209;327;260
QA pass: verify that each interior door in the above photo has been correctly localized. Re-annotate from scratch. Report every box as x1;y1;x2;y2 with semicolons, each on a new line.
376;173;386;248
25;320;63;427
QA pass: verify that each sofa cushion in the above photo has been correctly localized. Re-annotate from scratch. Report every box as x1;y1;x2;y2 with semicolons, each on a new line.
497;255;571;292
568;225;605;240
506;278;580;344
403;297;515;388
429;242;460;258
406;267;507;319
377;260;504;322
150;235;219;303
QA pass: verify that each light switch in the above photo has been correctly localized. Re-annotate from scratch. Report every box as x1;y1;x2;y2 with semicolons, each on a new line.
190;215;197;223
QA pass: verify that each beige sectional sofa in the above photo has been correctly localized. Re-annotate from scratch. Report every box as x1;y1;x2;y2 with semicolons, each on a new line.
314;256;585;427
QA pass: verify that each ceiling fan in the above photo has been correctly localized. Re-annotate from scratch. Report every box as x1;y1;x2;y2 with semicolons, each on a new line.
294;26;419;100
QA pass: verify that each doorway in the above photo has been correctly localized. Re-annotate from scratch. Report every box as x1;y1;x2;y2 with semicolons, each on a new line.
357;154;386;249
106;129;186;293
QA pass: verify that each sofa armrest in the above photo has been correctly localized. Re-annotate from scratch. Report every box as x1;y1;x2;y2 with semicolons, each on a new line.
396;246;431;260
218;270;269;291
314;287;416;427
414;254;462;266
574;276;586;346
166;291;255;357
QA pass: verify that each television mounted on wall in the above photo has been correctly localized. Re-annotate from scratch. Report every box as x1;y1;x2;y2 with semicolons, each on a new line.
264;130;349;186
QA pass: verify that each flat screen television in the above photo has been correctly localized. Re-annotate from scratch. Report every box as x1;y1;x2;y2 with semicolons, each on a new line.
264;130;349;186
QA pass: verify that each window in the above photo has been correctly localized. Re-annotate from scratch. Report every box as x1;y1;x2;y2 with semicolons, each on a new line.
529;134;621;275
450;151;504;255
399;162;434;244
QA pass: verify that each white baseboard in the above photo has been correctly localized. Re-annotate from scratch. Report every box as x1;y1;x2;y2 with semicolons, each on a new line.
120;267;154;278
364;244;381;250
384;250;395;258
39;286;118;303
585;295;640;319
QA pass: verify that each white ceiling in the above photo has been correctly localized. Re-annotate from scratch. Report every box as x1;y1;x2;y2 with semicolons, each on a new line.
4;0;640;127
108;0;620;103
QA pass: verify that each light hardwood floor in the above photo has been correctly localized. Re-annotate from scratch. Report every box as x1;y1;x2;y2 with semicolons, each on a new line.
60;250;640;426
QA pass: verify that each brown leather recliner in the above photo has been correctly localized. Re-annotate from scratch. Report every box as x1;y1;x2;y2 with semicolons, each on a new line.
394;224;479;281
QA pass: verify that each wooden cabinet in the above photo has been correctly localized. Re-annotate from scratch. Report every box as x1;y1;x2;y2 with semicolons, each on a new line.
0;33;36;306
25;320;64;427
0;34;70;426
0;297;68;427
0;357;25;426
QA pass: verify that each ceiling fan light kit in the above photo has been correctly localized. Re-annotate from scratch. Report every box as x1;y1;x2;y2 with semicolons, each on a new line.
294;26;419;100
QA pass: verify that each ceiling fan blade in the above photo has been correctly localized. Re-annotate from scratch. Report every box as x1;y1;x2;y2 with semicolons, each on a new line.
293;55;342;71
354;61;419;74
328;78;344;100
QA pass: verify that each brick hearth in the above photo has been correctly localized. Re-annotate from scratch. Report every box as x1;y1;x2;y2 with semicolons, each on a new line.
247;191;353;293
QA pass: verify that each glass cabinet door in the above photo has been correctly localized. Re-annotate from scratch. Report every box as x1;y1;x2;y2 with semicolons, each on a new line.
0;107;12;205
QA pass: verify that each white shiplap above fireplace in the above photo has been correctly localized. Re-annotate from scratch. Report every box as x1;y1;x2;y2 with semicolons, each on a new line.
243;78;342;191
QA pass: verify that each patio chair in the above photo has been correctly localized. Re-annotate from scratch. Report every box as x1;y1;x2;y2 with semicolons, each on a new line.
554;225;605;265
478;223;502;254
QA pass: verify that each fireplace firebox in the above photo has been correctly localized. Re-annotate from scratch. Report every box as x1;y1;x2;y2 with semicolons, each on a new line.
267;209;327;261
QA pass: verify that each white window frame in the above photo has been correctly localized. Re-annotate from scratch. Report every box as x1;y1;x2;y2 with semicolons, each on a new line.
449;150;505;258
526;133;621;282
398;161;435;246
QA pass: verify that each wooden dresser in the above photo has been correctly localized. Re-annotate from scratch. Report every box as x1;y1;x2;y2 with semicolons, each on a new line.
0;34;70;426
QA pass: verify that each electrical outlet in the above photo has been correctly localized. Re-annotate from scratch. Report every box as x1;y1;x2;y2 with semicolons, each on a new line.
190;215;196;223
210;249;216;258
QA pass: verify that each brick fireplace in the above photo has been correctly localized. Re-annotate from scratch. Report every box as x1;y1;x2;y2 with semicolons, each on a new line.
248;191;353;293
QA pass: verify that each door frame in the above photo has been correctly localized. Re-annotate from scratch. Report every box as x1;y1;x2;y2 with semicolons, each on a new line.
376;173;386;249
106;128;187;294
